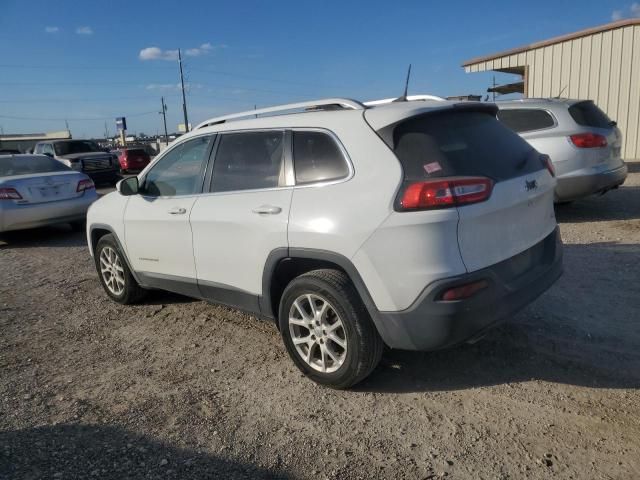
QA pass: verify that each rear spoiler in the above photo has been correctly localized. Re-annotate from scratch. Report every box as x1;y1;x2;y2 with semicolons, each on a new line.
374;102;499;150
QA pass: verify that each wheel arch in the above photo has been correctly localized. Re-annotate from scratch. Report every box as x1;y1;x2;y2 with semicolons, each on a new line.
261;248;384;335
89;224;143;285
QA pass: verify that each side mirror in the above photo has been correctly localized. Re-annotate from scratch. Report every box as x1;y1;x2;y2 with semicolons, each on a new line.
43;152;53;157
117;176;139;196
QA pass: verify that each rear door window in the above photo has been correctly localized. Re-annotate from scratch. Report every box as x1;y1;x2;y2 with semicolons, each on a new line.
292;131;349;185
568;101;613;128
211;131;285;192
390;110;541;182
497;108;555;133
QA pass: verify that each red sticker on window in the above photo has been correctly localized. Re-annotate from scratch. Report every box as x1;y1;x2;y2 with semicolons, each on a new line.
424;162;442;174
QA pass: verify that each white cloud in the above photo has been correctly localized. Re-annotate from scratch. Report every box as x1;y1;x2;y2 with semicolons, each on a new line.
76;26;93;35
45;26;59;33
139;43;226;61
612;2;640;20
139;47;179;61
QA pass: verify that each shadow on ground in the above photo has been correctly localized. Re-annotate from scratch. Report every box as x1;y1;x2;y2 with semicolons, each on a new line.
0;424;291;480
358;241;640;393
555;184;640;223
0;225;86;249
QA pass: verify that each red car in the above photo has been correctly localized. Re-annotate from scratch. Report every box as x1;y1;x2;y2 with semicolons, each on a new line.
116;147;151;173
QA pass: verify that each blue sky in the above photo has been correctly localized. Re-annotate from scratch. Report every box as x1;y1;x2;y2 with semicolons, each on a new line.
0;0;638;138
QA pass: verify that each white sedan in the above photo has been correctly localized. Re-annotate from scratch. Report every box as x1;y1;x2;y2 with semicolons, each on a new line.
0;154;98;233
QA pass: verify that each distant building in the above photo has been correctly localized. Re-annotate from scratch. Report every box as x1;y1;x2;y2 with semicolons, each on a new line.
446;95;482;102
462;18;640;159
0;130;72;153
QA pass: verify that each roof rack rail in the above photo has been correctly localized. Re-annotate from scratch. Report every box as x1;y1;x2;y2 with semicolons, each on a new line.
363;94;446;106
195;98;366;130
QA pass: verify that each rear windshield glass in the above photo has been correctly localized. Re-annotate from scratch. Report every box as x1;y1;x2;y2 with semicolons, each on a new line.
0;155;70;176
497;108;555;133
568;101;612;128
54;141;102;156
126;148;147;155
389;110;542;182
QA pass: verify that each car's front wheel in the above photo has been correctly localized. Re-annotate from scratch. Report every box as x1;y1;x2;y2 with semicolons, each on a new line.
95;234;147;304
279;269;384;389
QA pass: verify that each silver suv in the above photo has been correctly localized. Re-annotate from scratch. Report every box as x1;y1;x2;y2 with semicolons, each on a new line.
496;99;627;203
87;97;563;388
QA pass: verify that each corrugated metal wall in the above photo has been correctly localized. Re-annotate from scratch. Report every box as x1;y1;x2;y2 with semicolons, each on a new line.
465;24;640;159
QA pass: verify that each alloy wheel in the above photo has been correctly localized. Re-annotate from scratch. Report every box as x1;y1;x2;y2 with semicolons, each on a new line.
99;246;125;296
288;294;347;373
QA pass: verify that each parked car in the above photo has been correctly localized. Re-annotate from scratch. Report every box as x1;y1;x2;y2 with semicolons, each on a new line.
33;140;120;185
87;97;563;388
114;147;152;173
0;154;97;233
496;99;628;203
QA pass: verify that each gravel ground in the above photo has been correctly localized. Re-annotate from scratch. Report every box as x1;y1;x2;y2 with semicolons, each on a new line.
1;163;639;479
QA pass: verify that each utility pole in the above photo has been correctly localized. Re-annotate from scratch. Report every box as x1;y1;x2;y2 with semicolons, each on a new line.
178;48;189;132
492;76;496;102
160;96;169;145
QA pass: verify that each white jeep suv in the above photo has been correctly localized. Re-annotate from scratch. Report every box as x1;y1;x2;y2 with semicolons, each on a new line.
87;97;563;388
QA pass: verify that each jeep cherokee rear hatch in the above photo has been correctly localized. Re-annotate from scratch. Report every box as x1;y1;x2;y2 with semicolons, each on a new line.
368;104;557;272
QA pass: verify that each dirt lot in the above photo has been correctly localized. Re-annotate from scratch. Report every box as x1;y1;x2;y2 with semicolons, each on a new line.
1;163;639;480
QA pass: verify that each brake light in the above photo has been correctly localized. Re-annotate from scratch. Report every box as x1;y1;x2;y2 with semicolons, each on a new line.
440;279;488;301
398;177;493;211
540;154;555;177
570;133;607;148
0;187;22;200
77;179;95;192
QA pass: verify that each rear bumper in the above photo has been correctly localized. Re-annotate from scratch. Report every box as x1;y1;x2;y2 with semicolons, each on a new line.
555;164;627;202
0;192;97;232
374;228;563;351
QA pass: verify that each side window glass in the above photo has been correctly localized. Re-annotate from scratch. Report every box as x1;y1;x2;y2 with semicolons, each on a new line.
42;144;54;155
497;109;555;133
143;135;212;197
292;131;349;185
211;131;284;192
34;144;42;154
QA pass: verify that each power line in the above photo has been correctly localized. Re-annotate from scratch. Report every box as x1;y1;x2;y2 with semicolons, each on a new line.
0;111;159;121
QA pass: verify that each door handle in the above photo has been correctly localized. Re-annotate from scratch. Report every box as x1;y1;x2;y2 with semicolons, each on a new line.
168;207;187;215
252;205;282;215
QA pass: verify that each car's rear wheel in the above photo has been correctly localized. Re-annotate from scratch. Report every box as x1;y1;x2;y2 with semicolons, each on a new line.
95;234;146;304
279;269;383;389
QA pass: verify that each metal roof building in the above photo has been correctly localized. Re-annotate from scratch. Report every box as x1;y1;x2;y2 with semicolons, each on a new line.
462;19;640;159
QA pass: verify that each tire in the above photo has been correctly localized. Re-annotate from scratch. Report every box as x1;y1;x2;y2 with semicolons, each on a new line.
279;269;384;389
69;220;86;232
95;234;147;304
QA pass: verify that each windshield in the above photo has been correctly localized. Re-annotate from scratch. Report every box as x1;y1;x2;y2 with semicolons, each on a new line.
568;101;613;129
54;141;102;156
0;155;71;176
389;110;542;183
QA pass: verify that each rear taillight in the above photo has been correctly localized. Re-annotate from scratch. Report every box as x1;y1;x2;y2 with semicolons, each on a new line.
0;187;22;200
398;177;493;211
540;154;555;177
439;279;488;301
570;132;607;148
77;179;95;192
